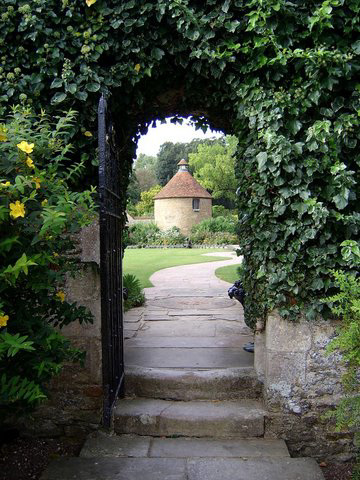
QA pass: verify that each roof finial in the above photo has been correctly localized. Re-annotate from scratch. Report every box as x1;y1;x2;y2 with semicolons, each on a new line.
177;159;189;172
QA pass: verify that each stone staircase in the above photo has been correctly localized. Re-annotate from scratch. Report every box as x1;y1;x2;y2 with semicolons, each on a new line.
41;341;324;479
41;258;325;479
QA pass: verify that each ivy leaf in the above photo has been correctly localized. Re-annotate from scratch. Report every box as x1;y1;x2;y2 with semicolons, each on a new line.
288;119;302;135
151;48;165;61
50;92;67;104
331;97;344;113
256;152;267;171
333;189;349;210
86;83;100;92
222;0;230;13
74;91;88;101
352;40;360;54
65;83;77;94
50;78;63;89
294;142;304;155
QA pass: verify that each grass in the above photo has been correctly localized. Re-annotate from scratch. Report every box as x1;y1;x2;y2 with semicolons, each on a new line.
215;263;242;284
123;248;232;287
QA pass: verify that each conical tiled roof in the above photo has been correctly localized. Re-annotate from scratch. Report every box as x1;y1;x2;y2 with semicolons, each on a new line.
154;170;212;200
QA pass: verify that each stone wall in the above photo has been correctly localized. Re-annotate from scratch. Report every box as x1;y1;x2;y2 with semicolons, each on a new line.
154;197;212;235
255;311;355;461
23;221;103;441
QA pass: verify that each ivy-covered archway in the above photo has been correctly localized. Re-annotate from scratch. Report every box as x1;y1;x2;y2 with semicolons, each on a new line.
1;0;359;325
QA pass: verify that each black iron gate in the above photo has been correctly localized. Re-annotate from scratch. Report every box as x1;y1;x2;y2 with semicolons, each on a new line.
98;94;125;428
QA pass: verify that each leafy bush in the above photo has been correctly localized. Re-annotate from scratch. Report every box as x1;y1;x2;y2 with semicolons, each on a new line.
323;242;360;454
123;274;145;311
153;227;186;246
133;185;162;216
0;107;96;421
190;230;237;245
191;216;237;235
127;222;160;246
212;205;234;218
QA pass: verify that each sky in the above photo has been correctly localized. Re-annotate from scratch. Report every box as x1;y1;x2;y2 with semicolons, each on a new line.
136;118;224;157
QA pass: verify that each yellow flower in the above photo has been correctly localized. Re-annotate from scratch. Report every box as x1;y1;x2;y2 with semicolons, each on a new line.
134;64;141;73
0;315;9;327
26;156;34;168
84;131;93;137
9;200;26;219
85;0;96;6
53;252;59;257
32;177;42;189
41;199;48;206
0;132;7;142
17;141;34;154
1;181;10;187
56;291;65;302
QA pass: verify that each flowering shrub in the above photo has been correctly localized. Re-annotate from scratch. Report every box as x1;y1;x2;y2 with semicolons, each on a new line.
0;107;96;421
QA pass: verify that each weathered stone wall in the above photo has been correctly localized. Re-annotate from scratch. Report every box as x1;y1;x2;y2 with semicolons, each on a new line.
255;311;355;461
24;221;103;441
154;197;212;235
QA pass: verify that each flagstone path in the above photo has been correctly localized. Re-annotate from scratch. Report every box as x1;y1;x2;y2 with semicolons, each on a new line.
41;251;324;480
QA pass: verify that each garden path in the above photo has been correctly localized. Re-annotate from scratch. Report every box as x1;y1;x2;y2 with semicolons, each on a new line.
41;251;325;480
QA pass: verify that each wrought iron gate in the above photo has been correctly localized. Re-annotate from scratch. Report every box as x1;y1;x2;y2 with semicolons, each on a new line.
98;94;125;428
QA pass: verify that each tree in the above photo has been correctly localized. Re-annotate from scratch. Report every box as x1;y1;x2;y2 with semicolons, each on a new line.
134;185;162;216
136;168;158;192
135;154;157;171
155;138;221;186
126;171;141;205
189;135;238;207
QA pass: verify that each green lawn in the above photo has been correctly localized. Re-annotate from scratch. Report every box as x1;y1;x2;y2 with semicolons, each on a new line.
215;263;242;284
123;248;232;287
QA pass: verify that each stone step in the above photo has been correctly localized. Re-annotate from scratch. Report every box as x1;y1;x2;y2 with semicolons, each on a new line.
125;366;262;400
114;398;265;438
40;457;325;480
80;431;290;459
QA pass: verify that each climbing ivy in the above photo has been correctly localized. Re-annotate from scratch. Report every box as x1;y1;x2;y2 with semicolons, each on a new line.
0;0;359;324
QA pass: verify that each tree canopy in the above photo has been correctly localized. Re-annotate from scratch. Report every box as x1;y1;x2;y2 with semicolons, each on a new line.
155;138;221;186
189;135;238;207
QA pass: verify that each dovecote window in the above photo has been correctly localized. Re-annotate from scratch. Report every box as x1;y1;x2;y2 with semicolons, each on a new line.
192;198;200;211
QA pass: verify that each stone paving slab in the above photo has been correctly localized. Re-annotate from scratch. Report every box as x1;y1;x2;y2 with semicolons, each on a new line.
40;457;187;480
41;457;324;480
81;432;150;458
125;365;261;400
80;432;289;459
137;320;217;337
149;437;290;458
148;297;236;310
167;309;238;316
123;322;141;331
125;347;253;368
187;458;325;480
114;398;265;438
125;336;252;348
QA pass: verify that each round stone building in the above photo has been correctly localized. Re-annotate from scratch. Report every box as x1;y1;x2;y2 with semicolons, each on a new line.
154;159;212;235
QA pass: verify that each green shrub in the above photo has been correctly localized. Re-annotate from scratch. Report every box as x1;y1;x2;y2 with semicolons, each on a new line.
0;107;96;421
191;216;237;235
190;230;237;245
323;242;360;468
212;205;234;218
127;222;160;245
153;227;186;246
133;185;162;216
123;274;145;311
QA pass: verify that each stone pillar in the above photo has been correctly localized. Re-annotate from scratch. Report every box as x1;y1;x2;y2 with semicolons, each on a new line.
262;311;355;461
25;220;103;439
